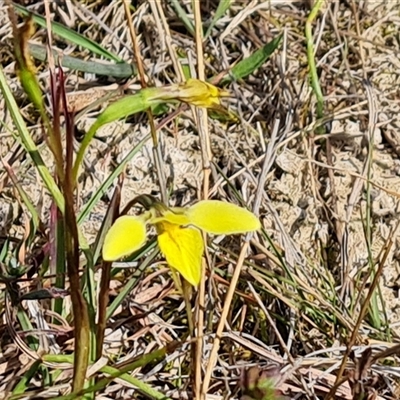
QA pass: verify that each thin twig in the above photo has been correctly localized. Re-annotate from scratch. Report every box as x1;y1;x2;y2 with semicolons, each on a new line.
202;241;250;395
248;282;313;398
122;0;167;203
193;2;210;399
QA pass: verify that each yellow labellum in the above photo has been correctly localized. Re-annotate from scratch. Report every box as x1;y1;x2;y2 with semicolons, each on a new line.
187;200;260;235
102;216;147;261
156;221;203;286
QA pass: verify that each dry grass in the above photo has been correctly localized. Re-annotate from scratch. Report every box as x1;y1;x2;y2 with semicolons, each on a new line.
1;1;400;399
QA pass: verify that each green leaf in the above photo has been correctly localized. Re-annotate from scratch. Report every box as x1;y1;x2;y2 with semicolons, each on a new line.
205;0;231;39
151;102;170;115
13;2;122;63
222;34;282;84
12;360;41;395
10;17;49;125
17;307;39;350
29;43;136;78
177;48;192;80
16;60;47;118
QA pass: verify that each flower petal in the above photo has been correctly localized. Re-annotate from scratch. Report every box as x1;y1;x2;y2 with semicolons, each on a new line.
175;78;230;108
103;216;147;261
187;200;260;234
157;222;203;286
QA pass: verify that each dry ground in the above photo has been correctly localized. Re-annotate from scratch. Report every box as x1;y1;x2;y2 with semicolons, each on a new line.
1;0;400;399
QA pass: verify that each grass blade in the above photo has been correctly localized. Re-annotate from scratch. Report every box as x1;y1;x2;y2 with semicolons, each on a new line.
0;66;64;211
29;43;136;78
77;134;150;227
107;244;158;320
205;0;231;39
13;3;122;63
12;360;41;395
305;0;325;132
221;34;282;83
45;343;178;400
170;0;195;36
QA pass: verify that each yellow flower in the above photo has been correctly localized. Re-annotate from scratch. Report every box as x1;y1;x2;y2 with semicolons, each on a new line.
175;79;230;108
102;199;260;286
146;78;230;110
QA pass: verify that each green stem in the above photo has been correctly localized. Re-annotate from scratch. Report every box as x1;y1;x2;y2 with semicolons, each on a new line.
64;106;90;393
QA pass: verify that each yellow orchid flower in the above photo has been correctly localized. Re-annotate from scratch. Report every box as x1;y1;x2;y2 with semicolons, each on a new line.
102;198;260;286
146;78;230;109
174;79;230;108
